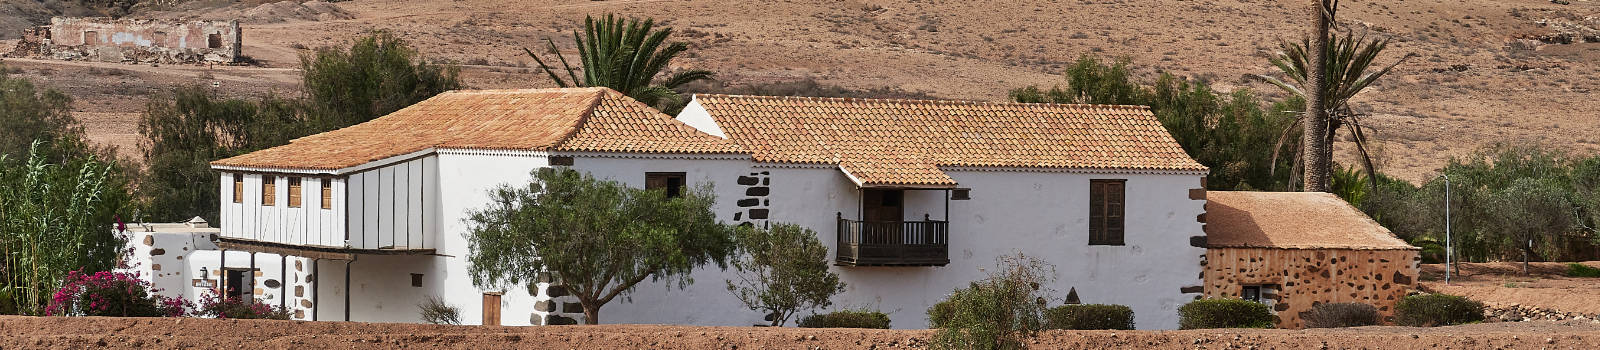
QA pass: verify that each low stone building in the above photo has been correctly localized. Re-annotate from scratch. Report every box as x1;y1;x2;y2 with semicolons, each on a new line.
1201;191;1420;329
7;17;241;64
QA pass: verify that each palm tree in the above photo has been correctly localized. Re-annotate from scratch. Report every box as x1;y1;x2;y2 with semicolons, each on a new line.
525;14;713;114
1300;0;1334;193
1259;28;1412;190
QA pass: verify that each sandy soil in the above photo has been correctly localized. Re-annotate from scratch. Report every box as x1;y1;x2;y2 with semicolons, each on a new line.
2;0;1599;182
2;315;1599;349
1420;261;1600;316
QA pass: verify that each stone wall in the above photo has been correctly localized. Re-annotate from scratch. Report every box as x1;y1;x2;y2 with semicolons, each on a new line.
1203;247;1421;329
6;17;242;64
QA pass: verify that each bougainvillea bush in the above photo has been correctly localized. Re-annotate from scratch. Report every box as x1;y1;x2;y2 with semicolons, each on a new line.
45;270;187;317
196;291;291;320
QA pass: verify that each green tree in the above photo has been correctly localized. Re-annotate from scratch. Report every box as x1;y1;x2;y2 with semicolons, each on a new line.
138;88;302;223
725;223;845;327
300;31;461;129
526;14;713;114
1259;30;1411;190
464;168;736;324
1011;56;1300;191
140;32;458;223
1;142;131;315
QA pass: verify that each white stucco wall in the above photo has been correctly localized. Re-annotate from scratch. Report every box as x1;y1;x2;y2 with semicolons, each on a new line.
190;148;1204;329
601;166;1207;329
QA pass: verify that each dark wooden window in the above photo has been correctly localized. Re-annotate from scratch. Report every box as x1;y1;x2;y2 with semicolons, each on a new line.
232;174;243;203
262;177;276;206
207;33;222;49
549;156;575;166
951;188;971;200
1088;179;1126;246
320;178;333;210
645;172;687;198
287;177;303;208
411;273;424;287
1241;285;1262;303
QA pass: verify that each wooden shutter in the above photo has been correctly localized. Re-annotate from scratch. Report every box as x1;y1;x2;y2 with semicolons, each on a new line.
232;174;243;203
644;172;687;198
320;178;333;209
262;177;276;206
482;293;503;326
1089;179;1126;245
287;177;303;208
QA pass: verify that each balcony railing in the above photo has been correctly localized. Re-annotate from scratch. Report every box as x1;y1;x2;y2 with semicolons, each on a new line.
836;213;949;266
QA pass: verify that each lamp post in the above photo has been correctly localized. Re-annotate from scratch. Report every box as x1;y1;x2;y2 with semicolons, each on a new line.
1440;174;1452;285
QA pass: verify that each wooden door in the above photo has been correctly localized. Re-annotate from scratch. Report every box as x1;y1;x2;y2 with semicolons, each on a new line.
862;189;904;222
481;293;502;326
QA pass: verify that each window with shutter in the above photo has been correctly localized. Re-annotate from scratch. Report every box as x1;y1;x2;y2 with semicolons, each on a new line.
320;178;333;210
262;177;276;206
232;174;243;203
287;177;303;208
645;172;687;198
1089;179;1126;245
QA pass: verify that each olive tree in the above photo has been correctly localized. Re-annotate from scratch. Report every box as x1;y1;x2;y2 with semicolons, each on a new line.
464;168;735;324
725;223;845;326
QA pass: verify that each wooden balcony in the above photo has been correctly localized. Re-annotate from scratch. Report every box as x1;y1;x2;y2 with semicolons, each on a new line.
836;214;949;266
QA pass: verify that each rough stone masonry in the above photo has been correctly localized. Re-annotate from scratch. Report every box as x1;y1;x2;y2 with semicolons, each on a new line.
6;17;242;65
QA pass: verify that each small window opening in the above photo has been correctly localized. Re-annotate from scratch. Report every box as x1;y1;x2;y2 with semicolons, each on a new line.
320;178;333;210
287;177;303;208
262;177;276;206
232;174;244;203
411;273;424;287
207;33;222;49
951;188;971;200
645;172;687;198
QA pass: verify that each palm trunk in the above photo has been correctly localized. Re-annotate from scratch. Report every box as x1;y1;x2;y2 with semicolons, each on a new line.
1302;0;1333;192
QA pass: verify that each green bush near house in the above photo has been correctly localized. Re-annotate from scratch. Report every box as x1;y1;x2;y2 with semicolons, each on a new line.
1044;304;1135;330
1394;294;1484;327
1177;299;1275;329
1300;302;1379;328
1568;263;1600;278
797;309;891;329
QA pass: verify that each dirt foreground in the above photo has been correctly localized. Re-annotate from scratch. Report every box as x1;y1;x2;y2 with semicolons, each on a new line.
2;315;1600;349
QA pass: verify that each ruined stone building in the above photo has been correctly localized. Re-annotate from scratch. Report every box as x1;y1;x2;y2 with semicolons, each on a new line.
7;17;241;64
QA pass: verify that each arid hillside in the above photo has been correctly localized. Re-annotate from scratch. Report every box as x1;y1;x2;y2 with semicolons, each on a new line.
2;0;1598;182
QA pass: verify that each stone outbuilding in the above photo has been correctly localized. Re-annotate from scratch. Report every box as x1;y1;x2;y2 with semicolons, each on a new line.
1201;191;1420;329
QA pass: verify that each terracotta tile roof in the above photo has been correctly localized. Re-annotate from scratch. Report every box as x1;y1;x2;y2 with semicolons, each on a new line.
693;94;1207;187
1205;191;1417;250
212;88;740;171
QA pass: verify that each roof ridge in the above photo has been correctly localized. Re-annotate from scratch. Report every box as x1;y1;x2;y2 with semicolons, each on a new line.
694;93;1152;110
545;89;610;150
446;87;611;95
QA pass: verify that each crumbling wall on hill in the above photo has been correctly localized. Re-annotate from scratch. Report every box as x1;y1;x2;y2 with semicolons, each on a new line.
5;17;242;65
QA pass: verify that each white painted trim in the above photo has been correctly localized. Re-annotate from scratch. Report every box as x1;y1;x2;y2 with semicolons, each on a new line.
337;148;439;175
557;151;752;161
211;165;339;175
435;148;551;157
938;165;1208;176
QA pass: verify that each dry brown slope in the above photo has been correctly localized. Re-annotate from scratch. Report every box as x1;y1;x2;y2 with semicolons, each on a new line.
14;0;1600;182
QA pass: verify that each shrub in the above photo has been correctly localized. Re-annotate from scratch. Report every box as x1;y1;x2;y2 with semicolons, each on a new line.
1568;263;1600;278
196;291;290;320
1178;299;1274;329
45;270;186;317
1394;294;1483;327
797;309;891;329
726;223;845;326
418;295;461;325
1300;302;1378;328
929;254;1054;350
1044;304;1135;330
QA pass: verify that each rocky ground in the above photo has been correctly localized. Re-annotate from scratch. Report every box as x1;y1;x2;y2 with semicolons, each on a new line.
3;315;1600;349
1420;261;1600;323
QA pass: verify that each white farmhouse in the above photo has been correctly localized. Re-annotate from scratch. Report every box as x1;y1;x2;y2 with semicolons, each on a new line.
142;87;1210;329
